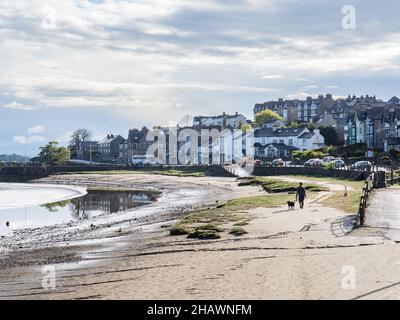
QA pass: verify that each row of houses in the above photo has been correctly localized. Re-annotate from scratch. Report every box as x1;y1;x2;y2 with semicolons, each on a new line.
74;112;326;164
347;107;400;152
255;94;400;148
71;94;400;165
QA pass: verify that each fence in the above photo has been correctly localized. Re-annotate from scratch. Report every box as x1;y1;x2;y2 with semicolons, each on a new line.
357;169;400;226
357;173;375;226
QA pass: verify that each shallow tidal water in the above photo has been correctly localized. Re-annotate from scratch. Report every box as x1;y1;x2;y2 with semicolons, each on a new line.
0;190;158;236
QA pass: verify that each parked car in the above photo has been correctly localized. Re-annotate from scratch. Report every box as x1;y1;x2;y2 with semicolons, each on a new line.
271;159;284;167
322;156;335;163
350;161;372;170
332;159;345;168
304;158;322;167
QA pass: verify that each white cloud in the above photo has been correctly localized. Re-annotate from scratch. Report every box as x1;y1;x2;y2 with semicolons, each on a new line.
1;101;35;111
262;75;285;80
13;136;27;144
13;135;46;144
28;125;45;134
1;0;400;129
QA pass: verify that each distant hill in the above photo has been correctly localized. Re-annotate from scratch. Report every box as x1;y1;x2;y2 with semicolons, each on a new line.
0;154;29;163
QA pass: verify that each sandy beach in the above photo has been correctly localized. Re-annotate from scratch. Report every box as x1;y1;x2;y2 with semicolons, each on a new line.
1;173;400;300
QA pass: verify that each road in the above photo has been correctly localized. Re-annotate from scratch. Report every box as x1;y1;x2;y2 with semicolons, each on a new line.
365;188;400;230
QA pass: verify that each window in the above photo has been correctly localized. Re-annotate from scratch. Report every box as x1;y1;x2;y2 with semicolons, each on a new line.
288;139;293;146
279;139;284;144
273;139;277;144
303;139;307;145
366;120;374;148
385;122;390;138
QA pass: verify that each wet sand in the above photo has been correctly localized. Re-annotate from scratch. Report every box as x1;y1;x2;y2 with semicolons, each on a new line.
1;174;400;300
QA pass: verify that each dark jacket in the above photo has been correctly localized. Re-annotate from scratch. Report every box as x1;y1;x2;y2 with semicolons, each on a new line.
296;186;306;200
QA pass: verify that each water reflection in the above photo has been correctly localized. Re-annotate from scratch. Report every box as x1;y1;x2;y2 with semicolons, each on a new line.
0;190;159;235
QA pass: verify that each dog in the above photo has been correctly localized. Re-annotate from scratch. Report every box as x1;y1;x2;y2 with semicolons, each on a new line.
287;201;295;211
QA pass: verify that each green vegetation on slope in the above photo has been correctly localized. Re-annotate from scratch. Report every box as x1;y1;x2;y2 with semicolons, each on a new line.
170;194;293;240
238;177;328;193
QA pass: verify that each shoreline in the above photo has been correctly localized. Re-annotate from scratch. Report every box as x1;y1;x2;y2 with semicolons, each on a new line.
2;173;400;299
0;173;260;265
0;183;87;210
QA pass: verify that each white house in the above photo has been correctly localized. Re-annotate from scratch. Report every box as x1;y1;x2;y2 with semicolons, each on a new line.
254;127;325;153
193;112;247;129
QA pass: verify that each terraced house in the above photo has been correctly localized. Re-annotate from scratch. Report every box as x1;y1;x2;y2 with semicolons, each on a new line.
97;134;125;163
347;106;400;152
253;94;391;146
192;112;247;129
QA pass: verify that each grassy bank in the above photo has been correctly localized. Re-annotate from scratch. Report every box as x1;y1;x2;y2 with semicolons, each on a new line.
170;194;293;239
86;186;162;196
66;168;206;177
238;177;328;193
251;175;364;213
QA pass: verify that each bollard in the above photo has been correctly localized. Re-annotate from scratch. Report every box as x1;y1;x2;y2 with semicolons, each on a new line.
375;170;387;189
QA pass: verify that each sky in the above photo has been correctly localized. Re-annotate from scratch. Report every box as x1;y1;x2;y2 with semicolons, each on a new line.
1;0;400;156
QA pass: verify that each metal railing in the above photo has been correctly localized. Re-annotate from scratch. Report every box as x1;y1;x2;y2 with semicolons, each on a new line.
358;172;375;226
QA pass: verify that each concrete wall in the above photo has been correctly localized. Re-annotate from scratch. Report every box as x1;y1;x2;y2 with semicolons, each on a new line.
0;164;236;180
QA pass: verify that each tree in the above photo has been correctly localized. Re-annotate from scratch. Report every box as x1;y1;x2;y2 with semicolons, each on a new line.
240;123;253;133
39;141;70;165
318;125;338;146
254;110;284;127
69;128;92;158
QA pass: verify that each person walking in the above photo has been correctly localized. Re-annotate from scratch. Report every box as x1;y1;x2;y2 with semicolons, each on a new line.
296;182;306;209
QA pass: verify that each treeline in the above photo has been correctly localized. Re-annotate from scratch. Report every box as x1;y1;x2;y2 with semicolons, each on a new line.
0;154;29;163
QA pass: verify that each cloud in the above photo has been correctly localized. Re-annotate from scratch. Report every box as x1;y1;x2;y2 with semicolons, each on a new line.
13;135;46;144
1;0;400;143
28;125;45;134
1;101;35;111
262;75;285;80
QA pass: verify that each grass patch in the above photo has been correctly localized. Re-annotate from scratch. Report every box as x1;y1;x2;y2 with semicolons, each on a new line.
72;170;141;175
69;168;206;177
258;175;365;213
86;186;161;196
151;170;205;177
233;221;249;226
187;225;223;239
320;190;362;213
170;224;193;236
238;177;328;193
229;227;248;236
265;175;364;188
170;194;293;240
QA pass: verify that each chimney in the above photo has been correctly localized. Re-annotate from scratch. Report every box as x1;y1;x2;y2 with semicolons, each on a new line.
235;111;238;116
